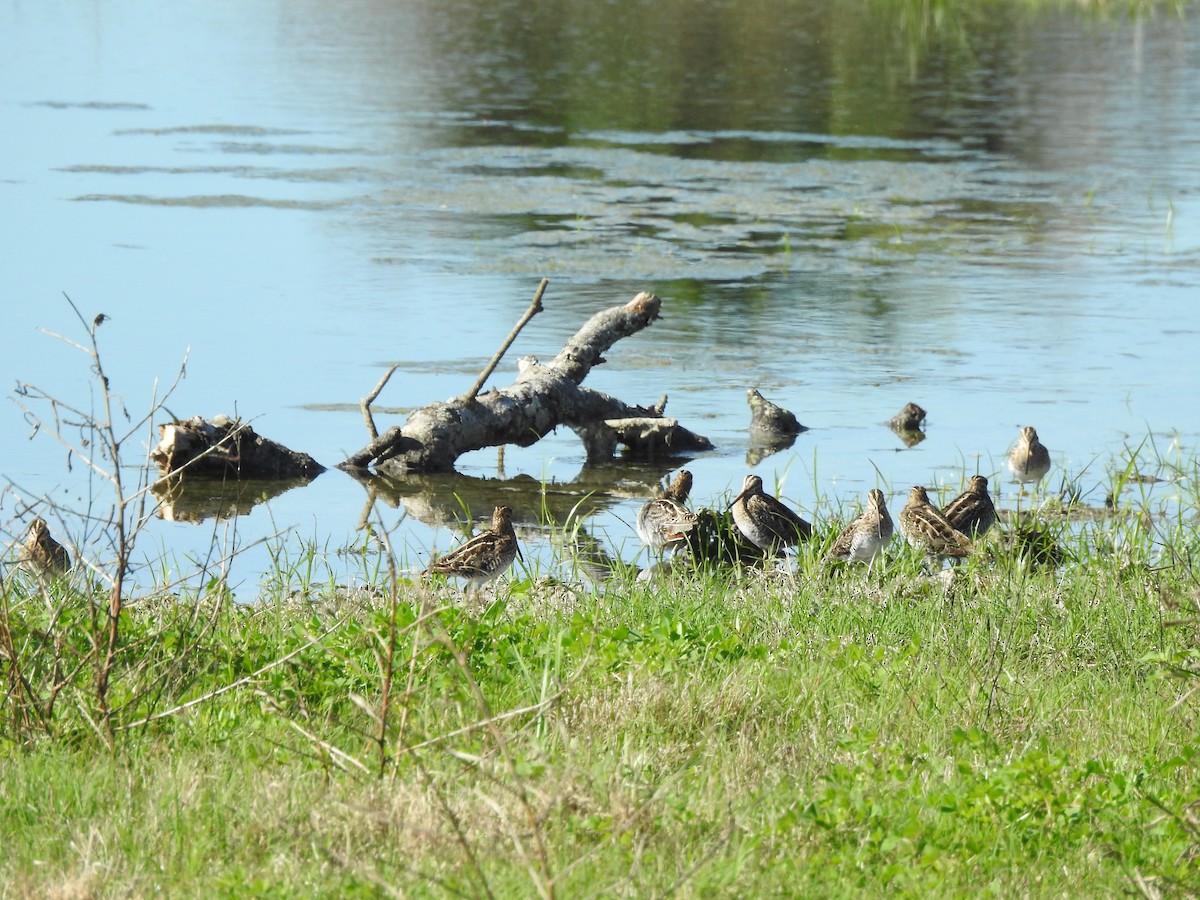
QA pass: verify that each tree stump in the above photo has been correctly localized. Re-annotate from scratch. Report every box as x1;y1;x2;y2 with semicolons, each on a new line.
887;402;927;448
747;388;806;438
151;415;325;479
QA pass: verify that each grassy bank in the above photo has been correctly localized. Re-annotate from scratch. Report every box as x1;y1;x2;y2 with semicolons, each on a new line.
3;506;1199;897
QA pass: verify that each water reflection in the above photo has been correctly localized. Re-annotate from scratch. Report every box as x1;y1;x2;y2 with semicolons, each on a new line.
154;477;313;524
356;461;684;531
887;402;928;448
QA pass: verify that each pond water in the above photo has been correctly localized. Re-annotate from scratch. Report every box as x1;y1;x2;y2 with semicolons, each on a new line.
2;0;1199;595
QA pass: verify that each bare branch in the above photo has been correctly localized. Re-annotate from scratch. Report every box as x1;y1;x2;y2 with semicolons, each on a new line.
462;277;548;403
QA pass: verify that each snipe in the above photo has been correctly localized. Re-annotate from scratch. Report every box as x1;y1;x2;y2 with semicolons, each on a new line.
18;517;71;578
828;488;894;567
730;474;812;556
636;469;699;554
1008;426;1051;486
898;486;972;566
942;475;998;539
424;505;522;595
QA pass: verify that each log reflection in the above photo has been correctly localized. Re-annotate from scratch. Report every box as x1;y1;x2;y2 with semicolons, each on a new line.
153;475;312;523
350;462;685;531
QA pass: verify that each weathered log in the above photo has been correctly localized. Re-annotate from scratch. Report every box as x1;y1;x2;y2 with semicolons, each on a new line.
604;417;713;459
340;292;712;474
747;388;806;438
746;388;805;465
887;402;927;447
151;415;325;479
888;402;926;432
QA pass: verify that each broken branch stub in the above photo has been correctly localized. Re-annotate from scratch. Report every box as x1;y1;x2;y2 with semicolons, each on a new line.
152;415;325;480
604;417;713;459
339;291;712;474
747;389;806;438
546;290;660;383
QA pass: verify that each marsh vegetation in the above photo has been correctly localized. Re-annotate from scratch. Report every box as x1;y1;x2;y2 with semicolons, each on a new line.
3;311;1199;897
4;493;1200;896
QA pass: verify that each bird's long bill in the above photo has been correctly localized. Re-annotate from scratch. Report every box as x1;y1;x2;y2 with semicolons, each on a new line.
726;486;752;512
515;541;524;562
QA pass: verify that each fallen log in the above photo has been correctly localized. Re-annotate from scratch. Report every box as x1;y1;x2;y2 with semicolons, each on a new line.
747;388;806;438
340;291;713;475
745;388;804;465
151;415;325;480
887;402;927;448
604;416;712;459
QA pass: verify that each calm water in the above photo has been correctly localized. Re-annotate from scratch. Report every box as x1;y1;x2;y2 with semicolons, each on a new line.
2;0;1199;594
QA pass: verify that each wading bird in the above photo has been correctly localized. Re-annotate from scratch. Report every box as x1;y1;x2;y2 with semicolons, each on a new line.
424;505;522;596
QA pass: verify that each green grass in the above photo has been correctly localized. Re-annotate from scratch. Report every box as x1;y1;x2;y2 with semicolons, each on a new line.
3;519;1199;897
